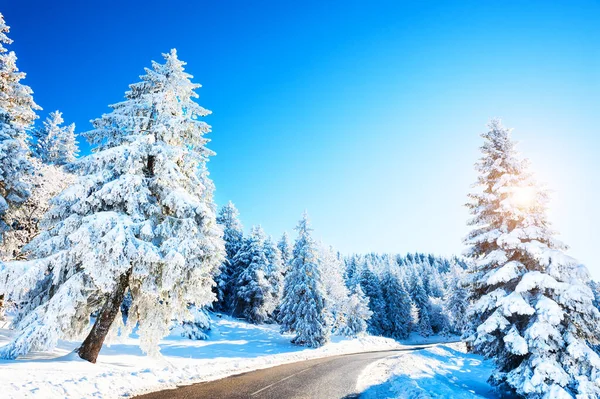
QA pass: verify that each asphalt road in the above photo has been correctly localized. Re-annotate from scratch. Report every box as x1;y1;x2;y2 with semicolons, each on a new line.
135;347;425;399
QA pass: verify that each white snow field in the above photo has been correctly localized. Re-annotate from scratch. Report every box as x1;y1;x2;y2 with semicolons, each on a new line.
0;313;418;399
357;342;498;399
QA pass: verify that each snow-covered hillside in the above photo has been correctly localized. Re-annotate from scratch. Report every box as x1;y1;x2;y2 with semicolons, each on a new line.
0;313;409;398
357;343;498;399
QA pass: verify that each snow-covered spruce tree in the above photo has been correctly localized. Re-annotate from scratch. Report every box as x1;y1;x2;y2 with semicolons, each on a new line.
407;270;433;337
215;201;244;311
443;262;470;335
465;119;600;398
264;235;284;315
340;284;372;338
277;231;292;274
428;297;450;335
0;13;40;240
344;254;362;289
279;213;330;347
181;306;212;340
232;226;276;323
359;266;388;336
422;259;445;299
0;157;74;261
32;110;78;165
2;112;79;261
318;243;350;332
0;49;225;363
380;269;412;339
590;280;600;311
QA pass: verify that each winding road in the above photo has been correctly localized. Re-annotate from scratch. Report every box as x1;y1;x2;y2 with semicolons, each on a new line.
135;347;424;399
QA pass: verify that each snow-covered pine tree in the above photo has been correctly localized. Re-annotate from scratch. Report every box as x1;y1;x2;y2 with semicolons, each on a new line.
380;269;412;339
407;270;433;337
232;226;275;323
279;213;330;347
0;49;225;363
264;235;284;315
359;266;387;336
318;243;350;332
2;112;80;261
339;285;372;338
0;13;40;240
215;201;244;311
0;157;74;261
32;111;78;165
428;297;450;335
465;119;600;398
443;261;470;335
590;280;600;311
181;306;212;340
277;231;292;275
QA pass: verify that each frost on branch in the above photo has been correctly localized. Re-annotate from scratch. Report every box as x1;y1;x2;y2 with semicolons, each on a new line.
32;110;78;165
1;158;74;262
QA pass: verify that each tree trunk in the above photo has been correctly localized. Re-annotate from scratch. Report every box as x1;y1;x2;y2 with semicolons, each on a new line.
77;268;131;363
0;294;5;321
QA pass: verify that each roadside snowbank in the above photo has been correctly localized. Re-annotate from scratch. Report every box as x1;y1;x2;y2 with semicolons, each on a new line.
0;314;403;398
357;342;499;398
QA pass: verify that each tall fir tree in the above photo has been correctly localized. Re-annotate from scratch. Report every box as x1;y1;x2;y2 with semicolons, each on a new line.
215;201;244;311
0;50;225;363
277;231;292;275
443;262;470;335
232;226;275;323
279;213;330;347
344;254;361;289
359;266;387;336
264;235;284;314
0;13;40;240
319;243;350;332
0;157;74;262
408;270;433;337
380;270;412;339
339;285;372;338
33;110;78;165
465;119;600;398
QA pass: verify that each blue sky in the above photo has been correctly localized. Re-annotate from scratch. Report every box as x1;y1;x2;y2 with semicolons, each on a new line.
4;1;599;277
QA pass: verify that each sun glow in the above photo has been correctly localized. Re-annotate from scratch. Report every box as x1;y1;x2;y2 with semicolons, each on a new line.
511;186;537;209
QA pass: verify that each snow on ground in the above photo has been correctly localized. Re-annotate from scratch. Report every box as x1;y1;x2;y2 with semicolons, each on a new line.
0;313;408;399
357;342;499;399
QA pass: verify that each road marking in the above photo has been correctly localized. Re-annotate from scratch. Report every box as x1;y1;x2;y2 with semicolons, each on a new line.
250;367;313;396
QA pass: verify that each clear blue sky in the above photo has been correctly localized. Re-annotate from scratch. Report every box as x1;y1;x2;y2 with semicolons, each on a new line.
4;1;599;277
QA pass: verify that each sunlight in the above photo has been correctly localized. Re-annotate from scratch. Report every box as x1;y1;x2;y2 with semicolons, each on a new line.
511;186;537;209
